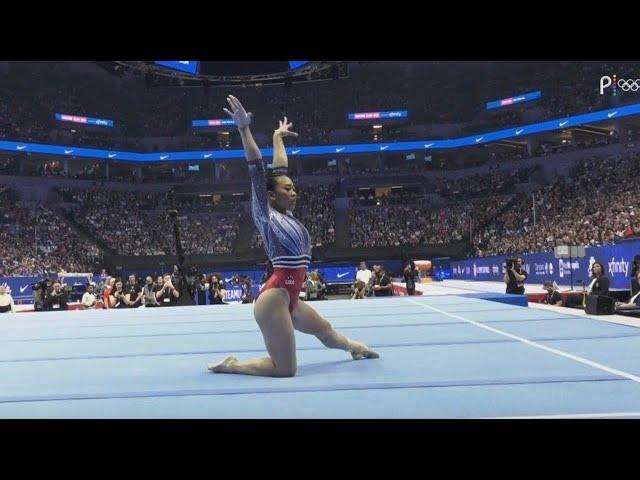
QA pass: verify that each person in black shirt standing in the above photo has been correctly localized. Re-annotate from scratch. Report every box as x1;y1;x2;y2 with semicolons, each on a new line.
315;271;327;300
208;273;227;305
372;266;393;297
403;261;419;296
260;260;274;285
124;274;143;308
112;280;129;309
156;274;180;306
196;274;208;306
504;257;527;294
238;275;254;304
44;281;69;311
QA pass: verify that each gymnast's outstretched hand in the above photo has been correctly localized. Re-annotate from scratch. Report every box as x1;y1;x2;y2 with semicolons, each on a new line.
223;95;252;129
273;116;298;138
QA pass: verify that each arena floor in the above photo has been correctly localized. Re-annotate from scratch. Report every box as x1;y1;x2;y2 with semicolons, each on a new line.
1;281;640;418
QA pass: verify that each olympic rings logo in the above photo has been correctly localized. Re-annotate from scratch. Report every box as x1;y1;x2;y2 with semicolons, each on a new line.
600;75;640;94
617;79;640;91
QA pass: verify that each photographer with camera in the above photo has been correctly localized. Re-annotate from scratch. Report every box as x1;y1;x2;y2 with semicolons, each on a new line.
156;274;180;307
81;283;98;309
178;265;199;306
44;281;69;311
208;273;227;305
32;280;48;311
166;190;196;306
504;257;527;294
142;276;160;307
403;260;419;296
233;275;254;304
196;273;208;306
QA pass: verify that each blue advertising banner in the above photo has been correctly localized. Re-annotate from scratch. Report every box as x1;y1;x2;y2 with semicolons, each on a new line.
451;240;640;290
3;104;635;162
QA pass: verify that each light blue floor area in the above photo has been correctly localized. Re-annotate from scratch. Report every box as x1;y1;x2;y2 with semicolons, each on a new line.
1;295;640;418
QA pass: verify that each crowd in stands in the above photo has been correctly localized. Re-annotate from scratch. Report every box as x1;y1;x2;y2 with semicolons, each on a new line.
3;61;640;282
472;151;640;257
3;61;638;152
432;167;537;200
57;187;242;256
349;196;513;248
0;186;101;276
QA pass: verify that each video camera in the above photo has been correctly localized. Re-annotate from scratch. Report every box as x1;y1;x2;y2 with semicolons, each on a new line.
229;274;251;286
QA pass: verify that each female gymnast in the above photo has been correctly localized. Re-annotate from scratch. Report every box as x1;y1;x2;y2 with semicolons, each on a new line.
208;95;379;377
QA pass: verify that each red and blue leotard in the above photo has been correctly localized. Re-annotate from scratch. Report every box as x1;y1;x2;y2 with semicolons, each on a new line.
248;158;311;312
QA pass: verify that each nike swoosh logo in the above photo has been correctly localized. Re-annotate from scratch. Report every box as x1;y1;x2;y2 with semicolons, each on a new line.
64;149;74;154
337;272;350;278
608;111;618;118
224;278;234;283
160;155;169;160
108;154;117;158
380;146;389;150
16;145;26;150
475;137;484;143
424;143;434;148
20;285;29;293
515;129;524;135
204;154;212;158
292;149;301;154
336;147;345;152
559;121;568;127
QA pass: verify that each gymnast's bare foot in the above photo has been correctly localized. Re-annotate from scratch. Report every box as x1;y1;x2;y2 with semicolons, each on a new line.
350;341;380;360
208;354;238;373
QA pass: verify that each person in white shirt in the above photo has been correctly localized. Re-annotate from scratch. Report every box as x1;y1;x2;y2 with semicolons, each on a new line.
82;284;98;310
355;261;372;296
0;285;16;313
356;261;372;285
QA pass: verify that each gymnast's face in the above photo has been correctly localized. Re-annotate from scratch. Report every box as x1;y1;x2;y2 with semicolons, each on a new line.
269;176;297;212
0;285;6;295
593;263;602;275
